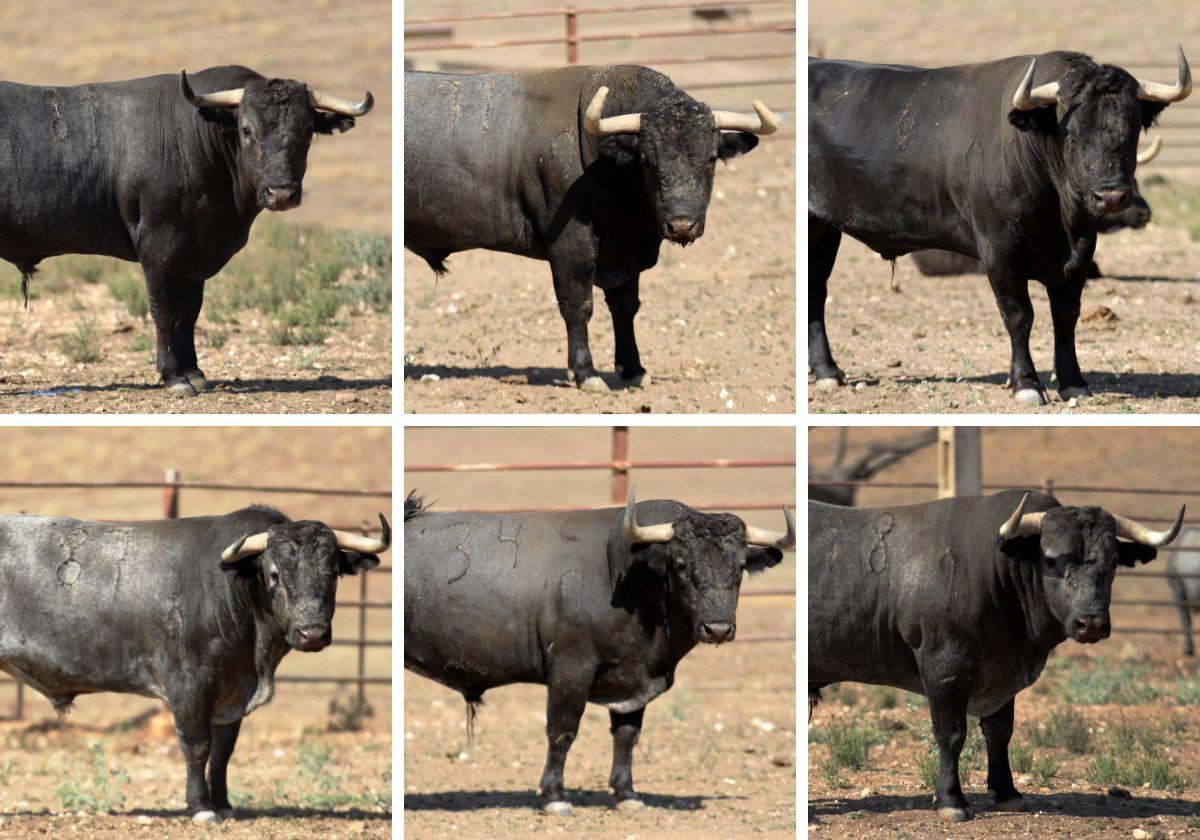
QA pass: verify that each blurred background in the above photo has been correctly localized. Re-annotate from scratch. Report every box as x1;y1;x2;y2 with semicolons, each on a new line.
0;427;390;828
404;426;796;837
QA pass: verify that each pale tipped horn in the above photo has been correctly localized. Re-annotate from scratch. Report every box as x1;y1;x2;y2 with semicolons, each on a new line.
332;513;392;554
1012;59;1060;110
583;86;642;136
309;88;375;117
1112;505;1185;547
622;489;674;544
180;71;244;109
711;100;779;136
1137;134;1163;164
746;506;796;550
221;531;270;563
1137;44;1192;104
998;493;1046;539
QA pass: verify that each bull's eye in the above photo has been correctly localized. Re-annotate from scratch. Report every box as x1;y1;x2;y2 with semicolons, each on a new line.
268;565;279;586
241;126;252;140
1044;555;1057;570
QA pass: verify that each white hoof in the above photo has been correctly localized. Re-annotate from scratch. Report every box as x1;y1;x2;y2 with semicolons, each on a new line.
186;372;210;392
579;376;610;392
167;379;199;397
621;373;649;389
192;810;221;824
1059;386;1090;400
815;378;840;392
994;796;1026;812
615;798;645;813
937;806;971;822
542;800;573;816
1014;388;1046;406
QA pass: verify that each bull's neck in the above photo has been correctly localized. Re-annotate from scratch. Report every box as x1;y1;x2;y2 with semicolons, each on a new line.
994;550;1068;655
198;122;263;228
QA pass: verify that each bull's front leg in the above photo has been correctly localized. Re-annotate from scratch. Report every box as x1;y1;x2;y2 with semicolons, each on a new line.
170;696;221;822
809;220;845;389
1168;576;1195;656
608;707;645;811
984;270;1043;406
538;665;591;815
548;239;608;392
1047;276;1090;399
145;268;209;396
603;276;648;388
923;672;972;821
979;698;1025;813
207;718;243;819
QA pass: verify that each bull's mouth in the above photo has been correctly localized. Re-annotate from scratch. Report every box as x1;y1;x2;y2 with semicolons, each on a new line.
264;195;302;212
661;218;704;245
1068;623;1111;644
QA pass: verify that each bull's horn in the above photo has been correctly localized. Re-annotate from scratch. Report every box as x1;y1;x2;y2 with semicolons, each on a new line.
221;531;270;563
1113;505;1185;547
1012;59;1060;110
583;87;642;136
746;506;796;550
998;492;1046;539
309;88;375;117
1136;134;1163;164
180;71;244;109
712;100;779;136
1137;44;1192;103
332;513;392;554
622;489;674;544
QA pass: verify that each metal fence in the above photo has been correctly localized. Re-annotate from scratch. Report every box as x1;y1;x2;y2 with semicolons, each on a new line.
404;0;796;127
407;425;796;645
1;472;392;721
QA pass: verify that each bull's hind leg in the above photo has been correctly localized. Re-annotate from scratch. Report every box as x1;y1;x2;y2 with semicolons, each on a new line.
207;718;243;819
979;699;1025;812
145;267;209;396
608;707;645;811
1047;277;1090;399
983;268;1044;406
1168;576;1195;656
603;277;647;388
809;219;845;389
538;663;592;815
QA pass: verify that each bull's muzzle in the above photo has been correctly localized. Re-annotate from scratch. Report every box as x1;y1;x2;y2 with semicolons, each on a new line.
698;620;735;644
1090;188;1131;215
1069;615;1111;644
291;623;332;651
265;183;302;211
665;216;702;243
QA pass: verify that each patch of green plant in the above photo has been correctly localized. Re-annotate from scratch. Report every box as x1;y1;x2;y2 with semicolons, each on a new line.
870;686;898;710
60;316;103;363
327;694;374;733
1029;707;1092;754
104;270;148;320
1141;175;1200;241
1009;742;1034;774
1057;658;1160;705
1174;675;1200;705
1083;721;1187;792
824;722;875;771
1031;756;1059;787
57;742;129;813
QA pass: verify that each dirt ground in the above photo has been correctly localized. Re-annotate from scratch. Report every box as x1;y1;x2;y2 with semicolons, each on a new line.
0;1;391;414
403;428;796;838
403;2;796;414
807;427;1200;838
808;0;1200;414
0;428;392;834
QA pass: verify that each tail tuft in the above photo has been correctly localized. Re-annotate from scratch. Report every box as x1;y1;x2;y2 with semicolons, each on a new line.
405;491;427;521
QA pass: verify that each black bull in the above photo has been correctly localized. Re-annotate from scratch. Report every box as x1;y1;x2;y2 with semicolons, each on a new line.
0;506;389;822
809;50;1190;406
404;65;776;392
808;490;1184;822
0;66;372;394
403;492;794;814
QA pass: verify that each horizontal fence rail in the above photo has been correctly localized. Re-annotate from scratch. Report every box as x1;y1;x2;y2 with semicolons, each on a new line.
0;471;392;722
409;426;796;644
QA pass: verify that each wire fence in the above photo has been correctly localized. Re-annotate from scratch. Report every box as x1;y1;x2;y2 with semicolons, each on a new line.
1;472;392;721
407;426;796;646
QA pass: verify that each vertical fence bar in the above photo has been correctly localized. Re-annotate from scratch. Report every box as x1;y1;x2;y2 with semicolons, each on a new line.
14;683;22;721
611;426;630;504
357;556;368;726
566;9;579;65
163;468;180;519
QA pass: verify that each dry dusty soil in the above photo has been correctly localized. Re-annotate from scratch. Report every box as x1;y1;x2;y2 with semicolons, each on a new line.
808;427;1200;839
403;427;797;838
0;427;392;836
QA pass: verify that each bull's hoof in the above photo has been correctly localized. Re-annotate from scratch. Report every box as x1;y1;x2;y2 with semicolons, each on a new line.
192;810;221;824
578;375;610;392
1059;386;1091;400
620;373;650;389
615;798;645;813
815;377;841;392
1014;388;1046;406
994;795;1026;812
185;370;210;392
542;800;573;816
217;808;234;820
166;379;199;397
937;806;971;822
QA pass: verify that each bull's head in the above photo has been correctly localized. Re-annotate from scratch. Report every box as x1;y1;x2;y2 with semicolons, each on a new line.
220;514;390;651
1008;47;1189;219
998;494;1183;643
584;87;777;244
180;72;373;212
619;491;792;644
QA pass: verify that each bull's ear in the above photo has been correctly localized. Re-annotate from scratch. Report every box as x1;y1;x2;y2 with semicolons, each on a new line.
1007;107;1055;133
598;134;639;166
1139;102;1168;131
1116;541;1157;567
745;547;782;573
219;554;260;578
997;534;1040;558
718;132;758;160
195;107;237;127
315;113;356;135
338;551;380;576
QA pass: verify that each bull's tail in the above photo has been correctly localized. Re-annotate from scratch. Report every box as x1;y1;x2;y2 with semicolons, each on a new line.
17;264;37;309
405;491;427;521
463;691;484;745
808;687;822;722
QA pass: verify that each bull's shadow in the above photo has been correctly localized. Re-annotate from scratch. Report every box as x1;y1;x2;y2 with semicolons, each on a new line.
0;375;391;398
404;789;719;813
405;364;616;389
894;371;1200;401
811;790;1200;821
120;806;389;822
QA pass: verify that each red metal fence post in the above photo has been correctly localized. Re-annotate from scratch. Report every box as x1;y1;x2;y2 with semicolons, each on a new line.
611;427;630;504
566;9;578;65
163;469;180;519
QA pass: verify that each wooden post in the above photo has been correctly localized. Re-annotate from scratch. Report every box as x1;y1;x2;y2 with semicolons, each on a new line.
163;469;180;519
937;427;982;499
566;9;578;65
611;426;630;504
